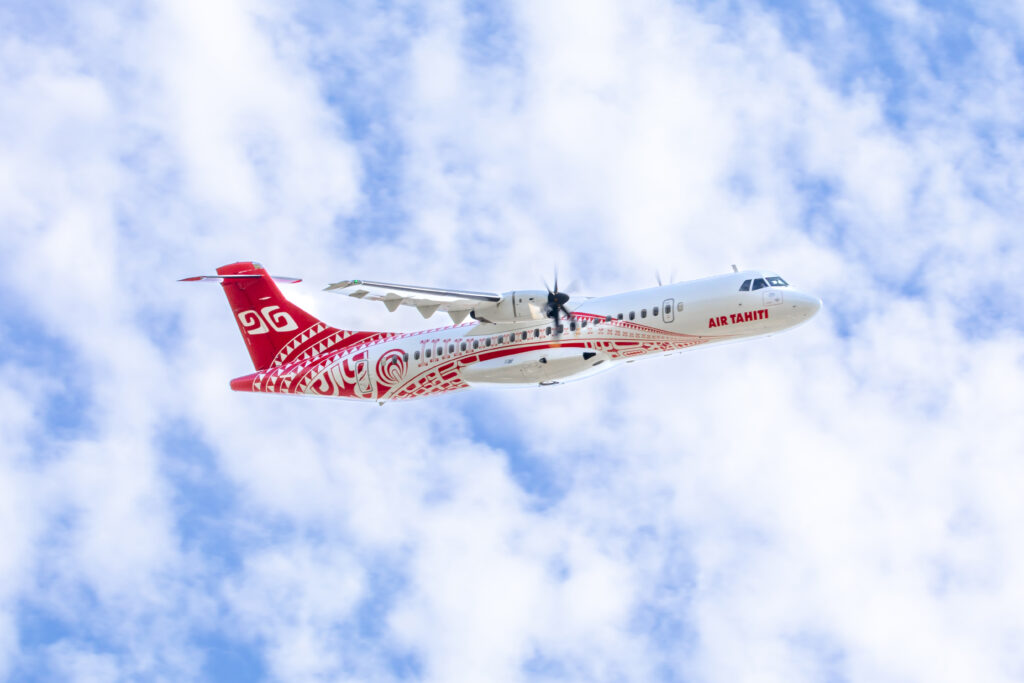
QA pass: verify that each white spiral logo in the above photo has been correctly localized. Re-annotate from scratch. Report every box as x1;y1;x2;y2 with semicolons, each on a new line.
237;310;268;335
260;305;298;332
375;349;407;385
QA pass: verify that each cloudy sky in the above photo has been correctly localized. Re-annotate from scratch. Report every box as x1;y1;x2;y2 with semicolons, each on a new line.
2;0;1023;680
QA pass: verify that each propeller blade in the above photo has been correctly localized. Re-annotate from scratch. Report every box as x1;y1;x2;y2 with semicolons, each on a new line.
542;266;574;337
656;270;663;286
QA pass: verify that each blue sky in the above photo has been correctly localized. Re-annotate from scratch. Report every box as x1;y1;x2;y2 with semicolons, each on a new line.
1;0;1023;681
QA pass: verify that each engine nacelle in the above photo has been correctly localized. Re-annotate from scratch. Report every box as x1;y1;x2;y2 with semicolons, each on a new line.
470;290;549;323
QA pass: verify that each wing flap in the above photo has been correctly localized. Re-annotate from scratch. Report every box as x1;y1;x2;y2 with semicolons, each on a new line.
324;279;501;320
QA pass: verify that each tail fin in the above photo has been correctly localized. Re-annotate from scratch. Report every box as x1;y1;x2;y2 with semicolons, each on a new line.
189;261;343;371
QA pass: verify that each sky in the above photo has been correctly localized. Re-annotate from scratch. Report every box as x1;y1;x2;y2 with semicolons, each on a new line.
1;0;1023;680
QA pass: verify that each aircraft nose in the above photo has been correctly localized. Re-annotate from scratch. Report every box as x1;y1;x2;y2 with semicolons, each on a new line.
798;291;822;318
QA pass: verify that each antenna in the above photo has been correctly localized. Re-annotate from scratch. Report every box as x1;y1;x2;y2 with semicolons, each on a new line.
731;264;738;273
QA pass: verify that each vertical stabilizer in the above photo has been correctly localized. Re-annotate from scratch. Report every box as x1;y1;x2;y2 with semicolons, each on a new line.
213;261;337;371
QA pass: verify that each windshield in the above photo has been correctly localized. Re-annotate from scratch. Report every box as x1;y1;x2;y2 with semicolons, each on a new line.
767;276;789;287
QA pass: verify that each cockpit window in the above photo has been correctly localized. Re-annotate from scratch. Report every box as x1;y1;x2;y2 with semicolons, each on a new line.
739;279;751;291
766;276;788;287
751;278;768;290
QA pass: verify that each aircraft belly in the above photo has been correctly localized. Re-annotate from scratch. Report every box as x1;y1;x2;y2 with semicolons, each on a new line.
460;348;606;385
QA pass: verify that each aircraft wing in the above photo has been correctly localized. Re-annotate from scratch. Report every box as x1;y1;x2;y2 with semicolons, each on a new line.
324;279;501;323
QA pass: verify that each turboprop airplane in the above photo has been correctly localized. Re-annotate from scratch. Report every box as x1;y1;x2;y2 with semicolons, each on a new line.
182;261;821;403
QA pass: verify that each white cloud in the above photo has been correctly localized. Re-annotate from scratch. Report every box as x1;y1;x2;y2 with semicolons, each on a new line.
224;543;365;681
1;0;1023;681
46;641;123;683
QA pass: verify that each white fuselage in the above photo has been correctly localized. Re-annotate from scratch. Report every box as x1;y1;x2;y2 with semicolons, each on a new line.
354;270;821;398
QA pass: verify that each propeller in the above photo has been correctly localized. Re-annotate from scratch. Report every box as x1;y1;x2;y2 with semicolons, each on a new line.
542;268;574;336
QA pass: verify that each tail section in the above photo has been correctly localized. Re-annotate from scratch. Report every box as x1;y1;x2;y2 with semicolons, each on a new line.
210;261;330;370
184;261;381;372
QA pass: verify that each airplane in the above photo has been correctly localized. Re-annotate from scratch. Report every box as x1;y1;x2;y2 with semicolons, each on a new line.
182;261;822;404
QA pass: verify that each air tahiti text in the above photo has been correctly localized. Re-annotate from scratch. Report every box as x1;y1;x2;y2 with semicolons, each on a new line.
708;309;769;328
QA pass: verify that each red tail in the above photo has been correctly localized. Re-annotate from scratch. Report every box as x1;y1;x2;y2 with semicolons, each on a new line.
215;261;339;370
183;261;383;376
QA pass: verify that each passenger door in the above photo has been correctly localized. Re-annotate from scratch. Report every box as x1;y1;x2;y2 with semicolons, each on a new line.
662;298;675;324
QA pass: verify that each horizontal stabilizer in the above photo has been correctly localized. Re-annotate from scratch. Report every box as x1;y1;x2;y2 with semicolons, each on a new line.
179;274;302;283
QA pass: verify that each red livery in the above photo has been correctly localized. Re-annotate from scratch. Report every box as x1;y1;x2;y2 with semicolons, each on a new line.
184;262;821;403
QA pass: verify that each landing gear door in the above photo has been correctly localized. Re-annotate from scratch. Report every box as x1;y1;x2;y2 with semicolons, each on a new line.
662;298;675;323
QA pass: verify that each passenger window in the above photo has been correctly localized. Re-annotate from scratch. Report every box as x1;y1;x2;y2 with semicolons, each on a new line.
448;343;454;353
460;342;467;352
617;313;623;320
740;279;751;291
677;301;684;312
569;321;576;331
485;338;491;347
653;306;659;316
436;345;443;356
606;315;612;322
534;329;539;338
414;351;420;360
403;353;408;362
640;309;647;318
521;331;527;341
629;311;635;320
473;340;479;350
752;278;767;290
581;319;587;328
425;349;431;358
546;326;552;335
